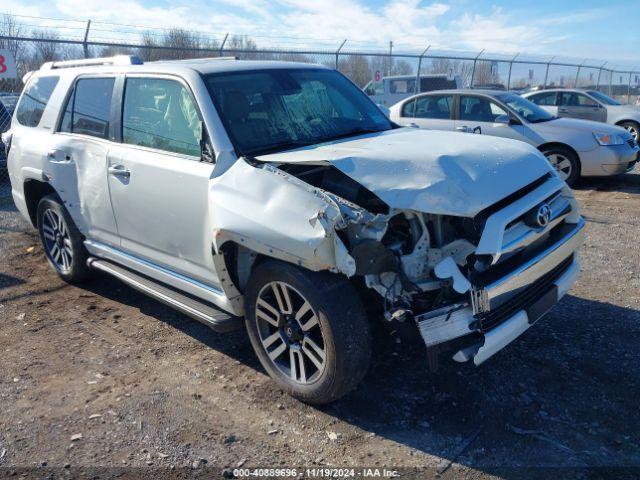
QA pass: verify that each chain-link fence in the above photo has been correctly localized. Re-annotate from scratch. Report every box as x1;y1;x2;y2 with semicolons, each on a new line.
1;14;639;196
0;93;11;197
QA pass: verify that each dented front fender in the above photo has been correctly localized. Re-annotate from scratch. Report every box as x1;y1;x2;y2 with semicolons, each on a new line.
209;158;357;275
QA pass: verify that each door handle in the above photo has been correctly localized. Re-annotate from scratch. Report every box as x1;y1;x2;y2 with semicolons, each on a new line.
108;165;131;178
47;149;73;164
456;126;469;132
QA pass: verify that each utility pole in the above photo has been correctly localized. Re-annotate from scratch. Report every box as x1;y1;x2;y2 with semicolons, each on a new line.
470;49;484;88
388;40;393;76
82;20;91;59
506;52;519;90
335;39;346;69
574;59;586;87
543;56;555;89
415;45;431;94
596;62;607;89
219;33;229;57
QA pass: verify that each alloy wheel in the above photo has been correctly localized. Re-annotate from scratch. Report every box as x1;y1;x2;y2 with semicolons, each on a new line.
546;153;572;182
255;281;326;384
624;124;639;141
41;208;73;274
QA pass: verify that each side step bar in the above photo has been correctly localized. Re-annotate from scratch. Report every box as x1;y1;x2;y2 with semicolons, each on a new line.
87;258;243;333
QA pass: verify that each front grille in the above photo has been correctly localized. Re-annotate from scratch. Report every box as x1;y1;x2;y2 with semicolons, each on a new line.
474;255;574;332
473;173;552;234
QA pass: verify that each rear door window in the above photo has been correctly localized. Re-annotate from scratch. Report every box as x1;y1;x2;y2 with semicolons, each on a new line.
560;92;598;107
460;96;507;122
16;76;59;127
60;77;115;139
401;99;416;117
529;91;558;106
413;95;453;119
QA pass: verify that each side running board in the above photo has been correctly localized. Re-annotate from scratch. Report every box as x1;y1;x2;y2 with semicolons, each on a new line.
87;258;243;333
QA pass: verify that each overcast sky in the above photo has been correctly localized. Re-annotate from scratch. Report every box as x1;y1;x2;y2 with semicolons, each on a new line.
5;0;638;66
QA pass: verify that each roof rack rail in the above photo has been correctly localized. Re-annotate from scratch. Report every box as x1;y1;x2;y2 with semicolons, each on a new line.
40;55;143;71
149;56;238;64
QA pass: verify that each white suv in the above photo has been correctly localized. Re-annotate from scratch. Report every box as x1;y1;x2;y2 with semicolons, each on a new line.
6;56;585;404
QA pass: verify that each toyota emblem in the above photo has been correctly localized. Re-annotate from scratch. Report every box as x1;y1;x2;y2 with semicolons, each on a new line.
536;204;552;228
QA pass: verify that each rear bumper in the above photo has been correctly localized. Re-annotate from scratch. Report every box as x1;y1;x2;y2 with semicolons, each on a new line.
415;217;585;364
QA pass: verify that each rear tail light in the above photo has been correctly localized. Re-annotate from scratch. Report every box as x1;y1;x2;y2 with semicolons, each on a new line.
2;130;12;158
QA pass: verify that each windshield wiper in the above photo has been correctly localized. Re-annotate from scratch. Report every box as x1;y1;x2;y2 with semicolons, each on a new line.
247;140;312;156
317;127;384;143
530;116;558;123
246;127;385;156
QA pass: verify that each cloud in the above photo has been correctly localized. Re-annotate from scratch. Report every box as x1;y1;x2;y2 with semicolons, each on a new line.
0;0;632;64
445;8;568;54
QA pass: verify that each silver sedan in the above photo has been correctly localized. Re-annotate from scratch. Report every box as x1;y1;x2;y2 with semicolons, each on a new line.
523;88;640;141
389;89;639;186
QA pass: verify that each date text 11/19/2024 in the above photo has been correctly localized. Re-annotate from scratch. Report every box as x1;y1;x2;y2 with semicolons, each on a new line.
232;467;400;478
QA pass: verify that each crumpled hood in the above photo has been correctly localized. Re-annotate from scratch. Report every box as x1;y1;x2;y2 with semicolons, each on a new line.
258;128;554;218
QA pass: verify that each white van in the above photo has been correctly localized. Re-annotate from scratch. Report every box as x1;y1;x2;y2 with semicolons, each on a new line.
364;73;462;106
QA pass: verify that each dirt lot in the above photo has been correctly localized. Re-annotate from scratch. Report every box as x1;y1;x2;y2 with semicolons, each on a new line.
1;173;639;479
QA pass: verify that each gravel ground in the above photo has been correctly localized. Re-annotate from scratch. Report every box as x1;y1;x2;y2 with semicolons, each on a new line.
0;173;639;479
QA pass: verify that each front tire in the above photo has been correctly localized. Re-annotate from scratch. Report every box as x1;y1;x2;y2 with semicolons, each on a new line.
244;260;371;404
541;146;580;186
619;121;639;143
37;194;92;283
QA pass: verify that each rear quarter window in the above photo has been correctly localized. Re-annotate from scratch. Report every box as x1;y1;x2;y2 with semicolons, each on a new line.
16;76;60;127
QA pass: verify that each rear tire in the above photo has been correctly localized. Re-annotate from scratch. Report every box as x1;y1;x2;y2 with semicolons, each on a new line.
541;146;580;186
36;194;92;284
244;260;371;404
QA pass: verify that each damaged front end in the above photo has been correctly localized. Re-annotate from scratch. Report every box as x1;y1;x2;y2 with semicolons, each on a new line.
212;150;584;367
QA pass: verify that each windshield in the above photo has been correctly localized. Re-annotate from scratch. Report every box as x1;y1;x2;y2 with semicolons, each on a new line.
496;93;556;123
587;90;620;105
204;68;392;156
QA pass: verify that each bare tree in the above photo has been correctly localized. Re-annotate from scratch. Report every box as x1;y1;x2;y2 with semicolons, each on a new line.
0;14;26;90
391;59;413;76
472;61;501;87
225;35;259;59
338;55;372;88
24;30;78;71
138;28;219;62
0;14;24;64
428;58;474;87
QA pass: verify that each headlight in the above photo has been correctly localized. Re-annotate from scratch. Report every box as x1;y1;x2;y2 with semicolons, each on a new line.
593;132;625;146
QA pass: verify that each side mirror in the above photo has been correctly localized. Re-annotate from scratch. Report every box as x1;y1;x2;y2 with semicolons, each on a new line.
494;114;510;124
509;115;522;125
377;104;391;118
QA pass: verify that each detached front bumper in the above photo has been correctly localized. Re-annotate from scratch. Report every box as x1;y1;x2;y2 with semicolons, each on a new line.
415;217;585;365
